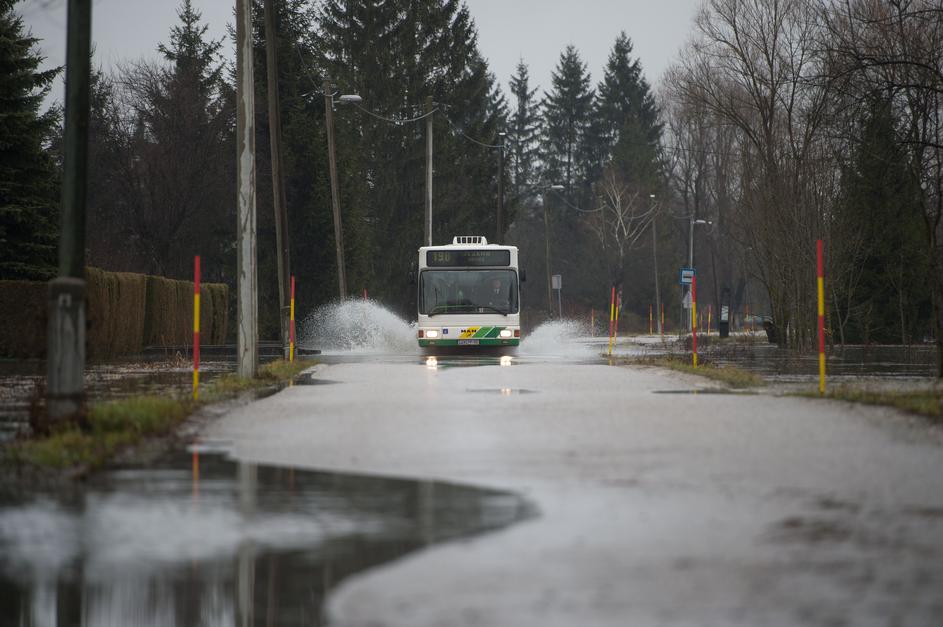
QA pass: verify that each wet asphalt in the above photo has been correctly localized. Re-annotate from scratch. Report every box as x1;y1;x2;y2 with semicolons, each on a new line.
205;347;943;627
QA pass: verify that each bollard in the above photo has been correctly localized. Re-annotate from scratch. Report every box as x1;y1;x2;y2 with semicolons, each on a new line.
691;276;698;367
193;256;200;400
290;275;296;363
591;308;595;337
707;304;712;336
363;288;368;300
661;303;665;337
649;303;653;335
817;240;826;395
614;293;621;348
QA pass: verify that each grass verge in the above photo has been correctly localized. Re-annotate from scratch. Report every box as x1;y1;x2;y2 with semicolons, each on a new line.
798;387;943;422
617;355;764;389
7;358;316;472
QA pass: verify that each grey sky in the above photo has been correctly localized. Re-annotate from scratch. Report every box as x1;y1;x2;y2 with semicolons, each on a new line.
20;0;701;108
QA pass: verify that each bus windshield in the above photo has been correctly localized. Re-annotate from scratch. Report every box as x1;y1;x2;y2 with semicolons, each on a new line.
420;269;519;316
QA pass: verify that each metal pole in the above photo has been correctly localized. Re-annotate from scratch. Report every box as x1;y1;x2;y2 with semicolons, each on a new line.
687;216;695;332
47;0;92;423
652;216;662;334
496;138;504;244
557;286;563;319
236;0;258;378
264;0;291;355
543;199;553;318
425;95;433;246
324;79;347;300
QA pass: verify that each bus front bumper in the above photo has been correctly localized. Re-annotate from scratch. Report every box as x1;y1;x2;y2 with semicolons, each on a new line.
418;338;520;348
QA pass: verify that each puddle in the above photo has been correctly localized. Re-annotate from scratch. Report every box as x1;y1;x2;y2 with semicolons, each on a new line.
466;388;537;395
0;452;532;626
652;389;752;395
294;376;343;386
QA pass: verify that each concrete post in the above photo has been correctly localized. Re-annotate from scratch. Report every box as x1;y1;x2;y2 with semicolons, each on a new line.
47;0;92;423
236;0;258;378
324;79;347;300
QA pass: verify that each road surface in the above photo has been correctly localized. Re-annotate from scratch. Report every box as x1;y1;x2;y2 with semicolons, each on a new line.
206;351;943;626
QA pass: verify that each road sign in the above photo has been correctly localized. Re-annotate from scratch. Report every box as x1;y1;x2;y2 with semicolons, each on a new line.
551;274;562;290
680;268;695;285
682;290;692;309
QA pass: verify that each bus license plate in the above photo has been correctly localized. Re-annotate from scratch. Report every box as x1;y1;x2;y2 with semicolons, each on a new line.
458;339;480;346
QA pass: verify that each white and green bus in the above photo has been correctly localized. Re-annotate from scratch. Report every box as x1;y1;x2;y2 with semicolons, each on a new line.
416;236;521;348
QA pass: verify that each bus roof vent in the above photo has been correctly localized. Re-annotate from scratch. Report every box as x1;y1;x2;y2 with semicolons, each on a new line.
453;236;488;245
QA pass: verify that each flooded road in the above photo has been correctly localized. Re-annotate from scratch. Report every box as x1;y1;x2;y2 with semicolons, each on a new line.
0;452;529;627
4;303;943;626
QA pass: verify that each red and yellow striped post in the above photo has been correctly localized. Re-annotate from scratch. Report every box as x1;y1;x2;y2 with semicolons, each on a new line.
649;303;653;335
691;276;698;367
363;288;368;300
661;303;665;336
707;304;712;336
590;308;595;337
290;275;296;363
817;240;826;395
607;287;616;356
614;293;621;347
192;255;201;400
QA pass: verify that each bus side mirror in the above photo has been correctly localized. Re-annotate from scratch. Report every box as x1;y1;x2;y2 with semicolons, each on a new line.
408;263;417;285
520;269;527;283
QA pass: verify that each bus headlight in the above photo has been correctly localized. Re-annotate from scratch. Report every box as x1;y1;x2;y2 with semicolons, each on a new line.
426;329;440;339
499;329;513;339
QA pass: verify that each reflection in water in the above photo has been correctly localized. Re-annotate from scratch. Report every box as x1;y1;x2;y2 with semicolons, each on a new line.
0;453;530;627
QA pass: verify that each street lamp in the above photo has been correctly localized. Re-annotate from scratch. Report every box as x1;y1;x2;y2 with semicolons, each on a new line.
686;216;712;330
322;81;362;300
496;131;507;244
541;184;565;318
650;194;662;334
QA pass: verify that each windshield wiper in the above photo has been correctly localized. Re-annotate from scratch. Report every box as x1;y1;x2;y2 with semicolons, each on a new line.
475;305;509;315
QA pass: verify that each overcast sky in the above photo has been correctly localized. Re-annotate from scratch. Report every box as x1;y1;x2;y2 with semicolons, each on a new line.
20;0;701;108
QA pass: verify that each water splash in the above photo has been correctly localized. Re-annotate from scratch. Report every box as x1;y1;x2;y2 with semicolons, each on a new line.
299;300;417;354
519;319;597;358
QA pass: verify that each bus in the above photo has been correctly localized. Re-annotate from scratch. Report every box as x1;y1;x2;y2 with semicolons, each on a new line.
416;236;521;348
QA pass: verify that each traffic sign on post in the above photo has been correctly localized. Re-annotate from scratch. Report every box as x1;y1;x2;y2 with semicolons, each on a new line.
680;268;695;285
551;274;562;290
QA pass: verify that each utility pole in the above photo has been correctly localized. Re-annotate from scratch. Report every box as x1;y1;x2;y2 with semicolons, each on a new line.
652;212;662;334
544;198;553;318
496;132;505;244
324;79;347;300
47;0;92;423
236;0;258;378
425;95;434;246
264;0;291;355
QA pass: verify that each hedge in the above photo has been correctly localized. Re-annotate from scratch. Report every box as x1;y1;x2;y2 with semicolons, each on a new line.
0;268;228;359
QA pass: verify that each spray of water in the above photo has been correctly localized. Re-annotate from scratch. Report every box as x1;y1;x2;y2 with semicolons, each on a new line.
299;300;417;354
519;319;596;358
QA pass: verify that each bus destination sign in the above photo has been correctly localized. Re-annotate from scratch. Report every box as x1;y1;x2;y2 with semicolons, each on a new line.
427;249;510;267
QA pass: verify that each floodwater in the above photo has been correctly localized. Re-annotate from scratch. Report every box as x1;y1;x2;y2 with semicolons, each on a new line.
0;451;531;627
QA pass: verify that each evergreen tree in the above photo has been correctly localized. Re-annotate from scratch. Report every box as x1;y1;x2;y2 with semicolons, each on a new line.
316;0;506;313
542;46;594;193
507;59;540;197
0;0;61;280
596;32;660;156
835;97;930;343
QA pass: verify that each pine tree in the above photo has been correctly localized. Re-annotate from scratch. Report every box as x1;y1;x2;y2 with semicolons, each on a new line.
507;59;540;197
596;32;661;155
542;45;594;194
0;0;61;280
316;0;506;312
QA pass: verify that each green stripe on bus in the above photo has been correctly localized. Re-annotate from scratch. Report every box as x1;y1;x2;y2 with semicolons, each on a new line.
484;327;502;338
472;326;493;338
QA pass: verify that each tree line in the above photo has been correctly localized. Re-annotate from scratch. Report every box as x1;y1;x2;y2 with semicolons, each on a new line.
3;0;942;366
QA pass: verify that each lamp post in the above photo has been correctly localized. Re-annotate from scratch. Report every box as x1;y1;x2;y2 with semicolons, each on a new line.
541;184;565;318
650;194;661;334
322;83;361;300
496;131;506;244
686;216;712;330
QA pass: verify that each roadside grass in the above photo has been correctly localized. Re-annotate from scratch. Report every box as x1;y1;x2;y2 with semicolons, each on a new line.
7;358;316;472
799;387;943;422
617;355;764;389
